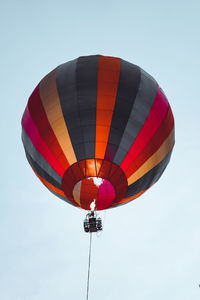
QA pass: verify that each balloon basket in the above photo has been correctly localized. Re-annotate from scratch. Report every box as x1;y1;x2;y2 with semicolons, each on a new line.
83;211;103;233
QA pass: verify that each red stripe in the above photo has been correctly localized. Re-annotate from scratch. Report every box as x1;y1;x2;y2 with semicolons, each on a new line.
125;106;174;178
80;178;98;210
28;84;70;170
22;106;65;177
121;86;169;172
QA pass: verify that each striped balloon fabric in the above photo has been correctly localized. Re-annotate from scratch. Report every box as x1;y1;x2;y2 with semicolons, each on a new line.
21;55;175;210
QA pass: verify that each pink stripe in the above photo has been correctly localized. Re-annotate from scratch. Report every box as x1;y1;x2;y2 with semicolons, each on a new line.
97;180;116;210
121;87;169;172
22;106;65;177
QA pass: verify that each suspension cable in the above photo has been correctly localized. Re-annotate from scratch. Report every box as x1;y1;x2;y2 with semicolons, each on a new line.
86;232;92;300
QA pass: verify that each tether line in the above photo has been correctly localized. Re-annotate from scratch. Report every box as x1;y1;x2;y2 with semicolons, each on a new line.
86;232;92;300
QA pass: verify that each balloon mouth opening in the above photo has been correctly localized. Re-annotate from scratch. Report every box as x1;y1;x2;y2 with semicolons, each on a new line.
88;177;103;187
72;177;116;210
61;159;128;210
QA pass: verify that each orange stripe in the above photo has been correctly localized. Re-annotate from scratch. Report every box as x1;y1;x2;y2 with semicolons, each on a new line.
95;56;121;159
39;69;77;166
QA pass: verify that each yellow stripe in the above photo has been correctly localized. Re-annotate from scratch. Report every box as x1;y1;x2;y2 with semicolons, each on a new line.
72;181;82;206
39;68;77;165
128;129;175;185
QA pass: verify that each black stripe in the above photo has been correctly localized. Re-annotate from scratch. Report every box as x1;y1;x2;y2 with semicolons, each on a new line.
56;56;99;161
76;56;99;158
125;150;172;197
105;59;141;161
113;68;158;165
25;150;62;189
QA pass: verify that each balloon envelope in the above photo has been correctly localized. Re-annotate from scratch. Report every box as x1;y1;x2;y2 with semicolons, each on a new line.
21;55;175;210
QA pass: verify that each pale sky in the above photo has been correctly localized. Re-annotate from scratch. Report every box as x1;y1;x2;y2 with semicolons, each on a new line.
1;0;200;299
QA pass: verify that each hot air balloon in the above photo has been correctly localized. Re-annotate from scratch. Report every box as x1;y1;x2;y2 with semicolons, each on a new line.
21;55;175;214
